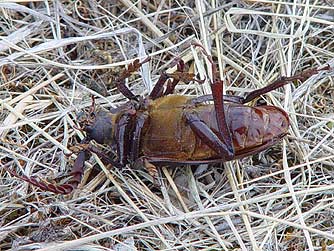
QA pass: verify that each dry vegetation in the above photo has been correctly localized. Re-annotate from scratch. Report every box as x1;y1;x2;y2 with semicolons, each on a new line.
1;0;334;250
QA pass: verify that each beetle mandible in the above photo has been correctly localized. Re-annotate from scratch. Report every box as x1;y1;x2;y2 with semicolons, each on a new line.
7;43;330;194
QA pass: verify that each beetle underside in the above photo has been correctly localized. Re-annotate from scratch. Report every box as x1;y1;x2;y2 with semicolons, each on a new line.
5;44;330;194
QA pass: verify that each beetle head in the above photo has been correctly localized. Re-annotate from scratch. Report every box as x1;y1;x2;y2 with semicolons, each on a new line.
78;109;114;145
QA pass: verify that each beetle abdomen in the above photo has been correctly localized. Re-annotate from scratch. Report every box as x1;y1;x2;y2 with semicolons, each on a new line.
141;95;196;159
228;104;289;156
141;95;289;161
192;103;289;159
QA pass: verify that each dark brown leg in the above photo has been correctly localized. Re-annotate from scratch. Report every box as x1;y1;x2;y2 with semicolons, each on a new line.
6;145;89;194
193;43;234;159
84;144;123;168
149;59;202;99
130;112;148;162
184;111;233;160
115;112;135;165
163;78;181;97
241;65;330;103
116;57;151;100
189;65;330;106
163;59;185;96
149;73;169;99
149;59;185;99
69;150;88;188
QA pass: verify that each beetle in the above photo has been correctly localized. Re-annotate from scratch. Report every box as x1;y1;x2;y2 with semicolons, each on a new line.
6;44;330;194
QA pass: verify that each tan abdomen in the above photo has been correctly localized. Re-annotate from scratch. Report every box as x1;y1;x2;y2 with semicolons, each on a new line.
141;95;196;159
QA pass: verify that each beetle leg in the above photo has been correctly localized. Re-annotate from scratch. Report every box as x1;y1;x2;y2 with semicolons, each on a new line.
241;65;330;103
115;111;135;165
130;112;149;162
189;65;330;106
149;59;202;99
192;43;235;159
83;144;123;168
149;58;185;99
163;59;186;96
133;157;159;184
143;158;159;183
116;57;151;100
149;73;169;99
5;149;88;194
163;72;204;97
184;110;234;160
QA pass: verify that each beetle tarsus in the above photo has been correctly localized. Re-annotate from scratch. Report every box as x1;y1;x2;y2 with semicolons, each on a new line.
116;57;151;100
143;158;159;184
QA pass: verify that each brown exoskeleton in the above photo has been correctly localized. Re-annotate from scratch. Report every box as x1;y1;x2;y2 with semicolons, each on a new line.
6;44;330;194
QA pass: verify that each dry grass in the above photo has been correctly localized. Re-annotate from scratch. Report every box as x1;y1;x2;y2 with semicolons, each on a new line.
1;1;334;250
